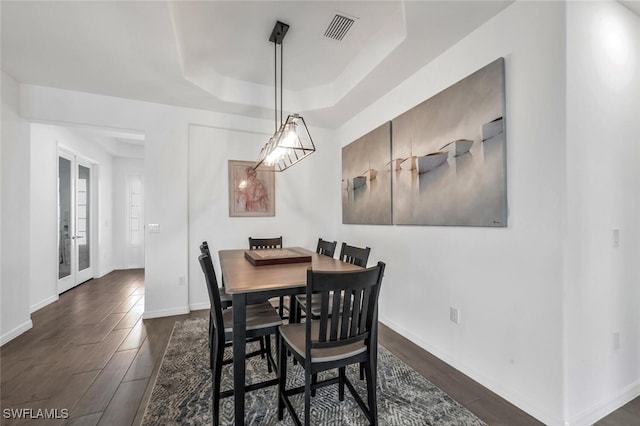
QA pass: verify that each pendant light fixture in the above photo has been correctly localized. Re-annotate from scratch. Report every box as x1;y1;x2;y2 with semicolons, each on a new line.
254;21;315;172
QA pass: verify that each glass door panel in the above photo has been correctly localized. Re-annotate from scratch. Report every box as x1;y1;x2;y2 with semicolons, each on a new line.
77;164;90;272
58;156;72;280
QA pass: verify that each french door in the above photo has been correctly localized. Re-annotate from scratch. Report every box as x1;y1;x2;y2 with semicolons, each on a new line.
58;150;93;293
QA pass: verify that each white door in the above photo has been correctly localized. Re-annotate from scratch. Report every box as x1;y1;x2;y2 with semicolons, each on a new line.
58;150;94;293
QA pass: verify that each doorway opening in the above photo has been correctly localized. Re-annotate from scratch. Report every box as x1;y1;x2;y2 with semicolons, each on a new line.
58;149;94;293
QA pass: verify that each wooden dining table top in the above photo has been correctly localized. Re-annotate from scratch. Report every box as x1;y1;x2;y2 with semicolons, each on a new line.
218;247;362;294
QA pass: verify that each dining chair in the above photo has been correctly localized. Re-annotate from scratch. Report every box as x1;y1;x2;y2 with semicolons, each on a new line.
294;242;370;321
248;236;289;318
316;237;337;258
198;253;282;426
200;241;232;309
291;238;337;324
201;241;270;362
338;242;371;268
277;262;386;426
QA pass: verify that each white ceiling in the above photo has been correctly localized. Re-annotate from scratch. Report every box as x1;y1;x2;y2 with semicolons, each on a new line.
1;1;516;128
621;1;640;15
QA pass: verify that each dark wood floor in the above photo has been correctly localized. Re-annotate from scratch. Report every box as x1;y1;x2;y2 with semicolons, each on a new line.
0;269;636;425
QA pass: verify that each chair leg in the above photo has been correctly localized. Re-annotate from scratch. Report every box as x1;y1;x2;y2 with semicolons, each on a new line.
277;335;287;421
259;336;266;359
338;367;346;401
311;373;317;397
364;359;378;425
304;364;312;426
211;338;224;426
359;362;365;380
265;335;272;373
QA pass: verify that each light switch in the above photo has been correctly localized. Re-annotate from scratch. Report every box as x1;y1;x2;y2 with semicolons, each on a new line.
148;224;160;233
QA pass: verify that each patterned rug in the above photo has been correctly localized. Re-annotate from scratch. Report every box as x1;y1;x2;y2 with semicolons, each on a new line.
142;317;486;425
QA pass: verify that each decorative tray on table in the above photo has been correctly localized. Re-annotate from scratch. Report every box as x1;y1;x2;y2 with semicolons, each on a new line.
244;248;312;266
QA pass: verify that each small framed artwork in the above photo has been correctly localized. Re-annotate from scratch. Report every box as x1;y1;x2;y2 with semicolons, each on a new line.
228;160;275;217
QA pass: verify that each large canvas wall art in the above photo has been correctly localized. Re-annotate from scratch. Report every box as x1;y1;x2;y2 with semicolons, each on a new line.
391;57;507;226
342;122;392;225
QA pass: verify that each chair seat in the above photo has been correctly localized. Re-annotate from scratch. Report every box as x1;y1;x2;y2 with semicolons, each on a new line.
280;322;366;363
222;302;282;334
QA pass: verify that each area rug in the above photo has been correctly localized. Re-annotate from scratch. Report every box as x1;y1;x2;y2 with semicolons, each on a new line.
142;317;486;425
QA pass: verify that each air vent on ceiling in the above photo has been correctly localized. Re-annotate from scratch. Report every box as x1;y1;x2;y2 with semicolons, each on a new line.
323;13;356;41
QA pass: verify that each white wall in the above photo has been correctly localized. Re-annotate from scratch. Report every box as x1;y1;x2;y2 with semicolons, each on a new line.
1;71;32;344
29;123;116;311
29;124;58;312
187;124;337;310
565;2;640;424
18;85;336;320
337;2;566;424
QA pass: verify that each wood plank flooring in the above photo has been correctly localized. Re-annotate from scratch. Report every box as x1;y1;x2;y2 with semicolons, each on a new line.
0;269;636;425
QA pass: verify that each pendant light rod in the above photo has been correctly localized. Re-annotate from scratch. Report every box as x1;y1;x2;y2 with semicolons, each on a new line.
280;37;283;126
274;41;277;132
269;21;288;128
254;20;315;172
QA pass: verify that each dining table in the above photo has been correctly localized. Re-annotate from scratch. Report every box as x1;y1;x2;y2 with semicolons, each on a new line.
218;246;363;424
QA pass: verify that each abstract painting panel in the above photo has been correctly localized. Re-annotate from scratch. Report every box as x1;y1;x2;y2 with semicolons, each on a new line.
342;122;392;225
391;57;507;226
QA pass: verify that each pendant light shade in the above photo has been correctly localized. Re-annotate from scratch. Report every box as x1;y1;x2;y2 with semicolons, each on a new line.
254;21;315;172
255;114;315;171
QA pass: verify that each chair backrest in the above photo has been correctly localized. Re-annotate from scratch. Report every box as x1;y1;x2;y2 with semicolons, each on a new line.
198;253;225;340
248;236;283;249
200;241;210;256
305;262;386;353
316;238;337;258
339;242;371;267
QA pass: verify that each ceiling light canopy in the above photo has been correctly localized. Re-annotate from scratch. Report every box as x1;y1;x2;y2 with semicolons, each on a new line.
254;21;315;172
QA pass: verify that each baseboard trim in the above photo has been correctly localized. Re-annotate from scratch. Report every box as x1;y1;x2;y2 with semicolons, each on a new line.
95;268;115;279
1;320;33;346
379;316;561;426
30;295;58;314
566;380;640;426
189;302;210;312
142;306;190;320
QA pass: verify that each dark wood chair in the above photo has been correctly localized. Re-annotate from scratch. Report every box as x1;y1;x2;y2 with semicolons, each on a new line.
248;236;289;318
277;262;386;426
198;253;281;426
248;236;283;250
200;241;232;309
316;238;337;258
294;241;370;320
338;242;371;268
201;241;269;362
291;238;337;323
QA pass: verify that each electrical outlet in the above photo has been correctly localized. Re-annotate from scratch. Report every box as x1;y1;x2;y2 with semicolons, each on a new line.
612;229;620;248
450;307;460;324
178;276;185;286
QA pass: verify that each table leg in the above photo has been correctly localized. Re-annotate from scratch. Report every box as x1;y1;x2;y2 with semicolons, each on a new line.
232;293;247;424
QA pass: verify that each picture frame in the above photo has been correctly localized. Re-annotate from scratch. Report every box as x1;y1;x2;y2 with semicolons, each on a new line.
228;160;275;217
